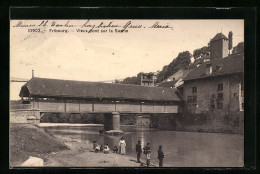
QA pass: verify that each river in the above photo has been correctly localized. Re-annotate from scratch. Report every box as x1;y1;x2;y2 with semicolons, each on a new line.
43;125;244;167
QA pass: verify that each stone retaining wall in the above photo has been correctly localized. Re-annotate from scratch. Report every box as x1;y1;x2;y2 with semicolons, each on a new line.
10;109;40;124
10;104;32;110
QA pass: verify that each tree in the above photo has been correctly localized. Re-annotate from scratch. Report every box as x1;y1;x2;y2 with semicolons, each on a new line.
232;42;244;55
123;50;193;84
228;31;233;55
120;72;143;85
193;46;210;60
156;66;168;83
121;77;137;85
114;79;121;84
163;51;191;81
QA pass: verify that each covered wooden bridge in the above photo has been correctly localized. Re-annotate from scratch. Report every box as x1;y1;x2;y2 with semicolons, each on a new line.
19;77;183;130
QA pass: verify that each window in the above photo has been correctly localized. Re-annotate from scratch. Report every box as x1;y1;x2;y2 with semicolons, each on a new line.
192;87;197;94
217;103;223;109
187;95;197;113
211;104;215;110
192;95;197;102
192;104;197;111
218;93;223;101
217;93;223;109
187;95;197;102
187;96;192;102
217;83;223;91
210;94;215;111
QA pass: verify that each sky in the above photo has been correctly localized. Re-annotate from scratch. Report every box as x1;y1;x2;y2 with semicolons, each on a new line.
10;20;244;100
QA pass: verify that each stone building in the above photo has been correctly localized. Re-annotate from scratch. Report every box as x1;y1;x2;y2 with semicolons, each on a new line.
182;32;244;116
158;69;193;89
183;54;244;115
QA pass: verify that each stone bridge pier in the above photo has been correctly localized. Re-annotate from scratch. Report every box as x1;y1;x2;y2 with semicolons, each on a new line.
104;112;120;131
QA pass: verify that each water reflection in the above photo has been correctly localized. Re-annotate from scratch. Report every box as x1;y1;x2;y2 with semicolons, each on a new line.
44;126;244;167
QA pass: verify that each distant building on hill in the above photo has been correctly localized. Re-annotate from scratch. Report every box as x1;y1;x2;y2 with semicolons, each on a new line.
163;69;193;83
140;72;157;87
158;69;193;90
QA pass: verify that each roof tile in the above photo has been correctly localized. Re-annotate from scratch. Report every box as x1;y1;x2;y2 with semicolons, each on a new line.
211;33;229;42
184;54;244;81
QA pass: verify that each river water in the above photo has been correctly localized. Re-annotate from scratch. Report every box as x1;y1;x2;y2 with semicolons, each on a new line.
44;126;243;167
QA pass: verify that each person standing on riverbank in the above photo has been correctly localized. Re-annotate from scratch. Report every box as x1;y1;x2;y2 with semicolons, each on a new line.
136;140;142;163
158;145;165;167
119;137;126;155
93;141;97;151
143;141;151;167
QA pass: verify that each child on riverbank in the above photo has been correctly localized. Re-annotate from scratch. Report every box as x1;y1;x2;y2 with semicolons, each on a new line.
113;146;119;153
93;141;97;151
104;144;110;154
95;146;100;153
100;145;104;152
143;141;151;167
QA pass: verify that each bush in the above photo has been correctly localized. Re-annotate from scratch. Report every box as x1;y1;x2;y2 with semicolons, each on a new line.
40;113;104;124
120;114;136;125
223;113;241;127
180;113;209;125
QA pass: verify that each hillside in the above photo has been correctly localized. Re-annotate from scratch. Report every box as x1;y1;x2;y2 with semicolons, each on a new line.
10;123;69;167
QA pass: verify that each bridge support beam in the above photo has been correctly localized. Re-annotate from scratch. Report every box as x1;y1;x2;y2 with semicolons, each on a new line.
104;112;120;131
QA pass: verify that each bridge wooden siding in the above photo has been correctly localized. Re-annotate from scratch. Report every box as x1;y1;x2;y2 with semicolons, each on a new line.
18;78;184;130
32;100;179;114
20;77;183;117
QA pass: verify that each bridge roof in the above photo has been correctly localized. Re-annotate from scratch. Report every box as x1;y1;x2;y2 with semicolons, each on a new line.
20;77;181;102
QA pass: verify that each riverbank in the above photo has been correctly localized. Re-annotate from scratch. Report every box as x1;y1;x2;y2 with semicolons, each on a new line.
44;126;157;167
45;149;140;167
10;123;69;167
10;123;157;167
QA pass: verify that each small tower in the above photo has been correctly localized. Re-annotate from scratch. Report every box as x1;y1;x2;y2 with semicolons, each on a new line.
209;33;229;60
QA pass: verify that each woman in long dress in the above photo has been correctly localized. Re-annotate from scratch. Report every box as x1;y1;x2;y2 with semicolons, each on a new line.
119;137;126;155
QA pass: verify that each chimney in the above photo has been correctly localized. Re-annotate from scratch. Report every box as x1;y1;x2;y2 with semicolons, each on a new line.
32;70;34;78
206;63;212;75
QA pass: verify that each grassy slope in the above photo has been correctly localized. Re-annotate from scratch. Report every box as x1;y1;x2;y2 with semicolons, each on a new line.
10;123;69;167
